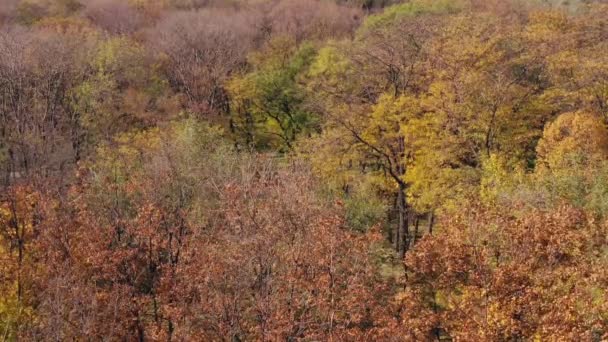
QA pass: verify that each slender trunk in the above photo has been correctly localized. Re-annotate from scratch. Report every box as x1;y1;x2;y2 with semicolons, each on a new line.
428;211;435;235
392;194;399;251
137;320;145;342
485;105;498;158
17;237;23;301
397;184;408;258
168;320;174;342
432;292;441;341
412;216;420;247
10;200;24;302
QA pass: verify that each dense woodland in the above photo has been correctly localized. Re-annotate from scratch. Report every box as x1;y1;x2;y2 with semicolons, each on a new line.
1;0;608;340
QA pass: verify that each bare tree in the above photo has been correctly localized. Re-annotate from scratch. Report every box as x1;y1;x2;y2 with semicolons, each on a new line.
83;0;147;35
0;0;19;26
266;0;362;42
149;9;262;117
0;27;90;186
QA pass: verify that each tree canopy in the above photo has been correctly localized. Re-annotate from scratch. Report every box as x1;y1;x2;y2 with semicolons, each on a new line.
1;0;608;340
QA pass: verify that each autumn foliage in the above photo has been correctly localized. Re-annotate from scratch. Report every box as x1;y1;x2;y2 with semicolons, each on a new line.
2;0;608;340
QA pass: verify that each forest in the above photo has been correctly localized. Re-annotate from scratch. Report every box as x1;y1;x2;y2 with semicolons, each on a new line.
1;0;608;340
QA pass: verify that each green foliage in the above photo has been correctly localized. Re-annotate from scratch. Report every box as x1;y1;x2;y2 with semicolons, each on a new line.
69;36;161;147
229;38;319;151
307;45;353;88
0;293;30;341
584;164;608;217
361;0;467;31
87;117;235;227
343;181;387;232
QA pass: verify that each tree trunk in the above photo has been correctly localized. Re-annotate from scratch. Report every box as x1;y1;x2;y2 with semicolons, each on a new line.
428;211;435;235
412;216;420;248
397;184;408;258
392;194;399;252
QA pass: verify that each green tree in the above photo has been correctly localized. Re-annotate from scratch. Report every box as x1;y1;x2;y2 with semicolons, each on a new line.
228;37;318;151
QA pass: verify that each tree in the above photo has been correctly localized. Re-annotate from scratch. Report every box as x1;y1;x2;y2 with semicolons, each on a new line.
402;203;607;340
0;185;40;339
228;37;318;151
83;0;146;35
265;0;362;42
536;111;608;170
301;11;441;256
150;9;260;116
0;26;91;185
17;119;397;340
